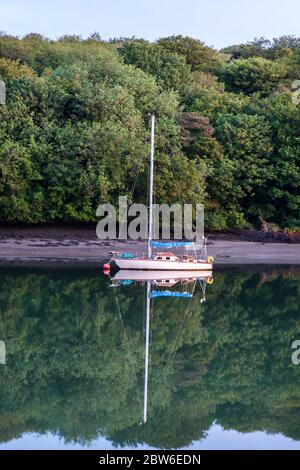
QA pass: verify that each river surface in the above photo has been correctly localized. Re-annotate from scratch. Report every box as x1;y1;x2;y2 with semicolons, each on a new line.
0;265;300;450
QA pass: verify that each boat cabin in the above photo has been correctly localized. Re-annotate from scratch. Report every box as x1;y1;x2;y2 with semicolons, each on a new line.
182;255;197;263
154;279;179;287
154;252;179;262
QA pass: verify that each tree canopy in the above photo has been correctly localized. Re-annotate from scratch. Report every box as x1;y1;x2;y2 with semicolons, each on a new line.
0;33;299;230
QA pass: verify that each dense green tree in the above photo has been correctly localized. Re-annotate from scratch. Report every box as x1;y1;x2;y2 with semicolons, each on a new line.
178;112;222;161
221;36;300;60
0;33;299;229
157;35;222;72
254;94;300;228
1;42;207;222
219;57;287;96
118;40;192;92
0;57;36;80
221;37;273;59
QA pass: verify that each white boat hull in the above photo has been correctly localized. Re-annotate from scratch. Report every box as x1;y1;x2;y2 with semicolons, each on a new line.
113;258;213;271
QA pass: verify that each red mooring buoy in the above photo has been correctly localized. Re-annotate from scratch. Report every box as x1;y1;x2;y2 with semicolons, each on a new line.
103;263;110;273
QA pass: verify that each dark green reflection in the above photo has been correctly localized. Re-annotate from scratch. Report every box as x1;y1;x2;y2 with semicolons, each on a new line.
0;267;300;449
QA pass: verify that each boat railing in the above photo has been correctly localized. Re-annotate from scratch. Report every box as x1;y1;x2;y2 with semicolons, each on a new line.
109;251;209;262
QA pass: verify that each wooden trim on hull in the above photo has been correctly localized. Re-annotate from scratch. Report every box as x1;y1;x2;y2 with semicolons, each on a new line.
114;258;213;270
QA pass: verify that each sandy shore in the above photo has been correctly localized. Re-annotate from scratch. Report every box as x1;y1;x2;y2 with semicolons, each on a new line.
0;227;299;266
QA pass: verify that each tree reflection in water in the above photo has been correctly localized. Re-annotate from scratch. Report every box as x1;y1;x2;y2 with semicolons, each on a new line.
0;266;299;449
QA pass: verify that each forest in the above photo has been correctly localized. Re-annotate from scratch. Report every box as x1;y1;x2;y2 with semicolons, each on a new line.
0;267;300;448
0;33;299;230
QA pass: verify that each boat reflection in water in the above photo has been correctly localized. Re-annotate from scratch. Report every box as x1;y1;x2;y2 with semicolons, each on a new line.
106;269;213;424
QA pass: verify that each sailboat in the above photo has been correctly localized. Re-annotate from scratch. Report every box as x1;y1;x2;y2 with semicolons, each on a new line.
110;115;214;271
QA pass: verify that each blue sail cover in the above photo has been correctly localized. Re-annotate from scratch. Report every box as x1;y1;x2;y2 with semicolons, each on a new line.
151;290;193;298
151;241;194;248
119;253;135;259
119;280;134;285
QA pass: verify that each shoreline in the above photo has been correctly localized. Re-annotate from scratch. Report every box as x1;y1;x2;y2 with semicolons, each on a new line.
0;228;300;266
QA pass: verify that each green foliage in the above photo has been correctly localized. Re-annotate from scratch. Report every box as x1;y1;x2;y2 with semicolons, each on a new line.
1;40;207;222
0;57;36;80
219;57;287;96
118;40;192;92
221;36;300;60
0;33;299;229
255;94;300;228
157;35;222;72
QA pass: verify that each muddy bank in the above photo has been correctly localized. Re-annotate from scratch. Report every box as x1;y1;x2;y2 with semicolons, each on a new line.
0;226;299;243
0;227;299;266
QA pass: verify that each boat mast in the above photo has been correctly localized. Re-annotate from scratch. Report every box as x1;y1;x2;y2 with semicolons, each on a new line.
147;115;155;259
143;280;151;423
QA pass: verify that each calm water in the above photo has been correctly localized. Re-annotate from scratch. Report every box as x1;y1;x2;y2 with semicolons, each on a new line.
0;265;300;450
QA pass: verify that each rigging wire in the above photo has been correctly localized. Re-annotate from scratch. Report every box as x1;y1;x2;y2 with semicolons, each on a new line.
118;120;152;242
113;290;143;416
118;153;146;240
153;280;197;384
